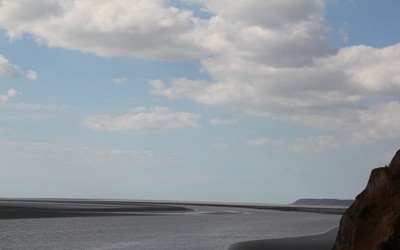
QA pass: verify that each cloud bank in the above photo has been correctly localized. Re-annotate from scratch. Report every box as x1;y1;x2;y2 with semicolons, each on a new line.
0;0;209;60
1;0;399;143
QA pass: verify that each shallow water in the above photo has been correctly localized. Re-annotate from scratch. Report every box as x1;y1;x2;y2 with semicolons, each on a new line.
0;205;340;249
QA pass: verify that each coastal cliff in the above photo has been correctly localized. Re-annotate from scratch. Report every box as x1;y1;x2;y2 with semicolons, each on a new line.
333;149;400;250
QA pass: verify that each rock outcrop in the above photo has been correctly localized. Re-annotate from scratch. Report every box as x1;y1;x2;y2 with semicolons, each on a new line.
333;149;400;250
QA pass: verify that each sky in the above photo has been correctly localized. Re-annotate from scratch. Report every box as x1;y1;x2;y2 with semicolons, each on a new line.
0;0;399;204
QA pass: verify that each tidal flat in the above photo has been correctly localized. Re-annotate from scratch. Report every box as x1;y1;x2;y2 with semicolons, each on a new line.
0;199;342;249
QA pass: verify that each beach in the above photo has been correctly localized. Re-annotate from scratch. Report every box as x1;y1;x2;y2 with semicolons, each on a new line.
0;198;342;249
229;227;338;250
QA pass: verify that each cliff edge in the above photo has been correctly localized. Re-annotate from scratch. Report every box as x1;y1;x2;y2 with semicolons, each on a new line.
333;149;400;250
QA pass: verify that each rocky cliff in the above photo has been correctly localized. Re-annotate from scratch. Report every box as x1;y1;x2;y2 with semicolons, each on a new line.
333;149;400;250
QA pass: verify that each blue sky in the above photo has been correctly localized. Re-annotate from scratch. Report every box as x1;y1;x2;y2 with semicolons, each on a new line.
0;0;399;204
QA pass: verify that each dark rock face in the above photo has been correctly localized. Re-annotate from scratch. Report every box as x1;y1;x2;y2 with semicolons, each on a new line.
333;150;400;250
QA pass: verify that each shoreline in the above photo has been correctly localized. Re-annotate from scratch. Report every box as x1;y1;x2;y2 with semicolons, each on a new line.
0;198;346;220
229;227;338;250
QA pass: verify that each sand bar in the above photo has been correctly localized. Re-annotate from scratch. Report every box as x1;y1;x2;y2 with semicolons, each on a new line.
229;227;338;250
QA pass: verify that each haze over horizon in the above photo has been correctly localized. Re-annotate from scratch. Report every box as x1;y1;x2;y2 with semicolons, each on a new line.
0;0;399;204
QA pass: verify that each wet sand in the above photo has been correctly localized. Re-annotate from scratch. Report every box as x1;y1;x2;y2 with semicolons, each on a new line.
0;198;341;249
0;198;346;220
0;198;193;219
229;227;338;250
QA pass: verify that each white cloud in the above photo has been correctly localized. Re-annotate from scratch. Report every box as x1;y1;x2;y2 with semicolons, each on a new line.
2;1;399;143
0;54;37;79
150;44;400;142
201;0;333;66
0;54;24;77
0;0;332;64
155;44;400;106
149;78;202;100
348;102;400;142
0;0;210;60
26;70;38;80
0;88;66;111
187;0;325;27
84;106;201;132
7;88;20;97
0;88;22;102
275;103;400;144
112;77;127;85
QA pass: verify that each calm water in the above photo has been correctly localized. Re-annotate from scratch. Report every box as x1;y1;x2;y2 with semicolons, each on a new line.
0;205;341;249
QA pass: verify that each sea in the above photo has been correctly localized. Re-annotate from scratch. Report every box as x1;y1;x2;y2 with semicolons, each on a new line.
0;205;341;250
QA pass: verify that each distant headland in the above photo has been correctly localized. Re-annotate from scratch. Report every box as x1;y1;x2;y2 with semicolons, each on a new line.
292;199;354;207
